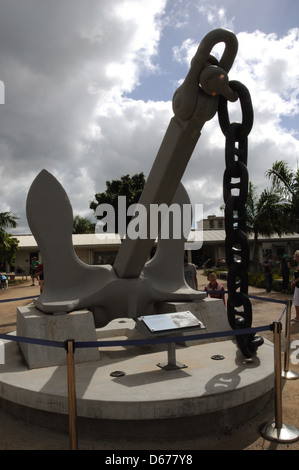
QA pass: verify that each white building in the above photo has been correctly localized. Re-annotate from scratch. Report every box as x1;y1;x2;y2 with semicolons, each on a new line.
13;229;299;275
198;215;299;268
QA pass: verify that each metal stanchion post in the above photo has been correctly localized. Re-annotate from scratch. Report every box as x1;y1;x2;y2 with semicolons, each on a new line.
157;342;187;370
259;322;299;443
282;300;299;380
65;339;78;450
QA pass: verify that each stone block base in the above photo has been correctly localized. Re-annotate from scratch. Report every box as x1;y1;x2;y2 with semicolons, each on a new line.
17;305;100;369
157;297;232;345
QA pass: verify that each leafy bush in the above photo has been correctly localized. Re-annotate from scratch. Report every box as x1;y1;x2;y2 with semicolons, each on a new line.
248;272;265;288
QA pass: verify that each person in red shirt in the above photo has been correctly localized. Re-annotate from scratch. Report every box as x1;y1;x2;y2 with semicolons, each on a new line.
35;262;44;293
205;270;226;305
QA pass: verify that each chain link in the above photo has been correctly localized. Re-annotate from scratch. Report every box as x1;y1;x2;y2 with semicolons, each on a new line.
218;81;264;358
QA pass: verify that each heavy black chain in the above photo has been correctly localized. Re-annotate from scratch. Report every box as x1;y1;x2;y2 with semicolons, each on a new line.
218;81;264;358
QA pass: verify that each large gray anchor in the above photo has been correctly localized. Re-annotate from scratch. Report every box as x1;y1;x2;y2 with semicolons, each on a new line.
26;29;238;327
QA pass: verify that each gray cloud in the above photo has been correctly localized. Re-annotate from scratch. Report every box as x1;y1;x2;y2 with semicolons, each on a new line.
0;0;298;236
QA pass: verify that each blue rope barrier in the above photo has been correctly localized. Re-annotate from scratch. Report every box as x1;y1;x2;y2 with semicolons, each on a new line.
0;292;291;305
0;290;286;350
0;333;65;349
205;290;287;304
0;296;36;303
75;325;271;349
248;294;286;304
278;305;287;322
0;324;272;349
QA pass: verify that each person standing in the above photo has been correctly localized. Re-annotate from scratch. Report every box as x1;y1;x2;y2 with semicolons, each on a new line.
0;273;7;289
36;262;44;293
184;256;198;290
263;253;273;292
30;257;39;286
205;270;226;305
279;254;290;293
291;250;299;322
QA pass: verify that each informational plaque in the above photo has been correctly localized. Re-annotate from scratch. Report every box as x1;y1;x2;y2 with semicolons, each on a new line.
137;311;205;370
140;311;205;336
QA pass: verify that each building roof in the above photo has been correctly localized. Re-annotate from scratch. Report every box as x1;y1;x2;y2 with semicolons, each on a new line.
202;230;299;244
203;230;226;243
14;231;299;250
15;233;122;250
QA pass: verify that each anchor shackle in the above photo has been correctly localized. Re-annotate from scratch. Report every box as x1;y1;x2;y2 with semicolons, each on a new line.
199;63;238;102
198;27;238;73
173;28;239;120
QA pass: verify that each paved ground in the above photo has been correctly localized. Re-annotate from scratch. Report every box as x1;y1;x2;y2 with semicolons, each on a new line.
0;273;298;450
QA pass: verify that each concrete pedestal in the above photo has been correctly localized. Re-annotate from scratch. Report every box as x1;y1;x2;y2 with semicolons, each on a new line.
0;336;274;442
6;298;274;444
17;305;100;369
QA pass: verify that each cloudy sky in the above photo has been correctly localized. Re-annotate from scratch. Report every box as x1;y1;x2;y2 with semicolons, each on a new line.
0;0;298;234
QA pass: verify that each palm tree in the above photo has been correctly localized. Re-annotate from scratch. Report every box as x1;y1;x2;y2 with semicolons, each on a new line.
0;211;18;242
266;160;299;231
246;182;289;270
0;211;19;270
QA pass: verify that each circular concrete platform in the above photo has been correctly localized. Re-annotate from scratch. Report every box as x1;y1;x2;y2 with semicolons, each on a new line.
0;336;274;441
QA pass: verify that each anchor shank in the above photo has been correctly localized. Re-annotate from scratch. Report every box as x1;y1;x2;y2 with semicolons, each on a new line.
114;29;238;279
114;107;213;279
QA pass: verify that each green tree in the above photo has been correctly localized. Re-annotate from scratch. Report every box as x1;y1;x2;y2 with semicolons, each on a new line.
90;173;146;234
73;215;96;234
0;233;19;266
0;211;19;269
246;182;289;270
266;160;299;231
0;212;18;242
